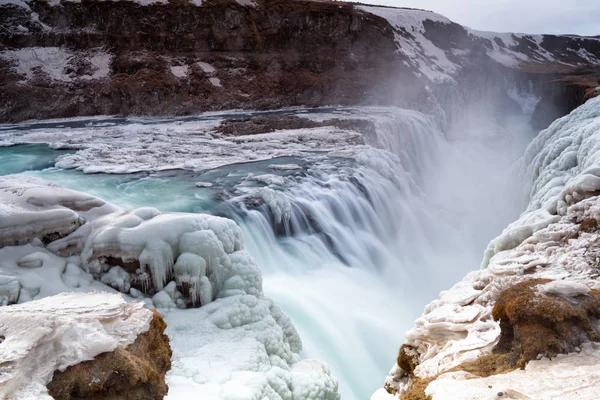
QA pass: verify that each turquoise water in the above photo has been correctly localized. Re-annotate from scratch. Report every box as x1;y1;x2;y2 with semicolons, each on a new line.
0;144;73;175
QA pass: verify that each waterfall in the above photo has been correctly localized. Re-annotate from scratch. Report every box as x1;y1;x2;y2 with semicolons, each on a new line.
0;103;534;399
219;107;534;399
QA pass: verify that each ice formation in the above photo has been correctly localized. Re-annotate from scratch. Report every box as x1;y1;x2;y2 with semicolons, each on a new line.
0;292;153;400
0;117;363;174
375;97;600;399
0;175;341;399
0;175;111;247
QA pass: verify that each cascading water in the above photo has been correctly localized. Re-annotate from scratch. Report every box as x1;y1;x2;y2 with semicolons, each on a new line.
0;102;536;399
223;107;535;399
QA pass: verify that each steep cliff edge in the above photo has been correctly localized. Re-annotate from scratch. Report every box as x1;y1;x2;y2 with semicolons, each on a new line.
374;96;600;400
1;0;599;123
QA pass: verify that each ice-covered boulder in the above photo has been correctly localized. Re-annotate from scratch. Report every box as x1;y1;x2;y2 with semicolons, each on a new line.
47;206;252;308
0;291;170;400
0;175;113;248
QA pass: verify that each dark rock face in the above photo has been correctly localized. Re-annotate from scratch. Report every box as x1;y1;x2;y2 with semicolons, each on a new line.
0;0;420;121
0;0;599;123
215;114;376;137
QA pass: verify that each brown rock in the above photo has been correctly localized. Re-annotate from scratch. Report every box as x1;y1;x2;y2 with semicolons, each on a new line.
491;279;600;368
47;310;172;400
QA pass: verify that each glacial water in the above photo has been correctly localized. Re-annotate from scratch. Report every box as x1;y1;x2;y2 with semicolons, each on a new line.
0;106;536;399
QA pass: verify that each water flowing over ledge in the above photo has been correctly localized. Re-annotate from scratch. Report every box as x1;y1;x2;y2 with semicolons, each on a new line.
375;96;600;400
0;97;536;399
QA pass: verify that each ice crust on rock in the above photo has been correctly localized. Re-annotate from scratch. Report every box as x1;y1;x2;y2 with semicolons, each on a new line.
0;291;153;400
483;96;600;266
376;96;600;399
0;175;112;247
0;176;341;399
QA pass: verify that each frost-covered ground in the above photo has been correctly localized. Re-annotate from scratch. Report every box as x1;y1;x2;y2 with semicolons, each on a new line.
375;96;600;400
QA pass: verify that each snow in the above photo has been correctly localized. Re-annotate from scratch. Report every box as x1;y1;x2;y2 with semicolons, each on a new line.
0;176;341;399
170;65;190;78
195;181;213;188
0;48;112;82
164;295;339;400
196;61;216;74
248;173;286;186
0;175;113;247
357;6;458;82
378;96;600;398
268;163;302;171
0;292;152;400
483;96;600;266
0;116;364;174
235;0;255;6
0;0;30;9
539;279;591;296
426;342;600;400
208;77;222;87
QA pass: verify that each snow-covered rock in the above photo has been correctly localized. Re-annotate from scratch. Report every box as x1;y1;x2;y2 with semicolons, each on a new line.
0;292;159;400
0;175;112;247
0;176;341;399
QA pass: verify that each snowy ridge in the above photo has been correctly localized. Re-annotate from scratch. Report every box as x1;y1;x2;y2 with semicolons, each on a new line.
0;176;341;399
358;5;600;82
373;97;600;399
357;6;458;82
0;292;152;400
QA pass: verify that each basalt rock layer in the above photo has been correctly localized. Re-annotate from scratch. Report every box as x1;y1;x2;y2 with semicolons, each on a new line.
1;0;599;123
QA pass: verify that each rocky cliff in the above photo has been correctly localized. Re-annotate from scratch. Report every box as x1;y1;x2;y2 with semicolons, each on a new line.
1;0;599;124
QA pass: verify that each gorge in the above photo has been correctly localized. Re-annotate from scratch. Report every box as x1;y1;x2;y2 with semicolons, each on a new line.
1;1;600;400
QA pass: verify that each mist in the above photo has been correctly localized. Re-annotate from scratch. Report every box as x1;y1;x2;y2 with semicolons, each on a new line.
359;0;600;35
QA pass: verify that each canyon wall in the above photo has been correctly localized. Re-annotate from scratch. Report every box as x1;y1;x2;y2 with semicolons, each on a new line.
1;0;599;123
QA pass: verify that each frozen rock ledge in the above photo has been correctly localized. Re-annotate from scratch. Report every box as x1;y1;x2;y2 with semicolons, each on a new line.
0;291;171;400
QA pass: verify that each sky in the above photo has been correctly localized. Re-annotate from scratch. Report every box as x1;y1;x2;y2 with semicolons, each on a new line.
360;0;600;36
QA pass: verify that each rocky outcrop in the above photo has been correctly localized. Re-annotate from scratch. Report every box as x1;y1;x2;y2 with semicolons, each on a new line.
47;309;171;400
1;0;599;123
0;292;170;400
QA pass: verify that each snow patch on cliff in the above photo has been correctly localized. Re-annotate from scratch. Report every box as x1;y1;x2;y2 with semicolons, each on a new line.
0;47;112;82
357;6;457;82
